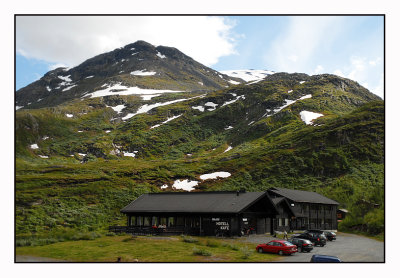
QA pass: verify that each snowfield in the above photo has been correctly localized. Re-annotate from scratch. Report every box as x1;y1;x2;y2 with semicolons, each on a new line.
156;52;166;59
192;106;205;112
200;172;231;180
224;146;233;153
299;111;324;125
83;83;183;99
265;94;312;117
121;95;202;121
130;70;157;76
220;69;274;82
150;114;182;129
62;85;77;92
108;104;126;114
172;179;198;191
205;102;218;111
222;95;245;107
30;144;39;149
123;151;138;157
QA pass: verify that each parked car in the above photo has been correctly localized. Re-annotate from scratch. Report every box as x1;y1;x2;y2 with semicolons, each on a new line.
305;229;324;234
323;231;337;241
294;232;326;246
256;240;298;255
310;254;341;262
288;238;314;252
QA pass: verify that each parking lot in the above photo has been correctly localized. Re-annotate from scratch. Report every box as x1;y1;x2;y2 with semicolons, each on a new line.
241;232;384;262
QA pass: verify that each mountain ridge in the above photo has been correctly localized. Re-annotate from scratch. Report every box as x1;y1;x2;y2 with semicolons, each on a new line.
16;40;244;109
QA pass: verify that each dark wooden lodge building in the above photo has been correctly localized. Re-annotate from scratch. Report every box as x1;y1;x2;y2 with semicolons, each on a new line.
114;188;339;237
118;191;278;236
268;187;339;231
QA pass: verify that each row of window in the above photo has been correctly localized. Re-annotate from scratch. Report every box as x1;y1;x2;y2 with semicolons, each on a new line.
130;216;183;227
300;204;334;212
278;217;333;227
278;218;289;227
129;216;204;227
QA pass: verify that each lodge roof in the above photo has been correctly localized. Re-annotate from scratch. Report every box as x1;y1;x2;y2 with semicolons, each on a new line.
268;187;339;205
121;191;277;214
271;197;296;217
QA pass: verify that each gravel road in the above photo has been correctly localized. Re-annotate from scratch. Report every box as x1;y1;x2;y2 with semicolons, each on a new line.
239;232;384;262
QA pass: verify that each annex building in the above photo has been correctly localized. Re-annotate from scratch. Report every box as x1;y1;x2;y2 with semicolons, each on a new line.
114;188;339;237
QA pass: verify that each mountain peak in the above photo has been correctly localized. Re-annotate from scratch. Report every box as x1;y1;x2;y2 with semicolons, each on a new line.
16;41;243;109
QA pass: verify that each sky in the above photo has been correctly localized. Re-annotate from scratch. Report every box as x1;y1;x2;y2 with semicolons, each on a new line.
16;15;384;98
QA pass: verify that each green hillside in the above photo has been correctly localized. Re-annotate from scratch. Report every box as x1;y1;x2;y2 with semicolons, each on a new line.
15;73;384;245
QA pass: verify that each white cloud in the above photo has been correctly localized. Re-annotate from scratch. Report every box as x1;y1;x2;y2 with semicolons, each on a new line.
372;74;384;98
333;69;345;77
333;56;383;99
288;54;298;62
16;16;237;67
264;16;345;72
48;63;68;70
313;65;324;74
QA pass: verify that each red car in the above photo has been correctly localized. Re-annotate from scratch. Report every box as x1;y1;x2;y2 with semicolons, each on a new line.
256;240;298;255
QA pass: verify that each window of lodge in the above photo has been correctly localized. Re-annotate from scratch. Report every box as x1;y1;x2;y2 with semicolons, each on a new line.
144;216;151;226
168;217;175;227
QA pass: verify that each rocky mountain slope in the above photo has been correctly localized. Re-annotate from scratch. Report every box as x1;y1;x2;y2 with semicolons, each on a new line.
16;40;243;109
15;42;384;241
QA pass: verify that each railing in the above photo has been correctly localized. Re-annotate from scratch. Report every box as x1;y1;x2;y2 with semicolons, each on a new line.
109;226;186;236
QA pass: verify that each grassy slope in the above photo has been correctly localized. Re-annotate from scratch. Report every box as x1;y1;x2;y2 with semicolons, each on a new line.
15;76;384;241
16;235;278;262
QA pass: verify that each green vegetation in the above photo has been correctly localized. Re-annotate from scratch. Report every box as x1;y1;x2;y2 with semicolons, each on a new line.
16;235;278;262
15;74;384;248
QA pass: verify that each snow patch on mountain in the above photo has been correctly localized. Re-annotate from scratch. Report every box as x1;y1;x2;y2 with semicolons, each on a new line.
224;146;233;153
58;75;72;82
264;94;312;117
107;104;126;114
30;144;39;149
192;106;205;112
156;52;166;59
123;151;138;157
299;111;324;125
122;98;190;121
220;69;274;82
130;70;157;76
83;83;183;99
62;85;77;92
172;179;198;191
150;114;183;129
222;95;245;107
200;172;231;180
205;102;218;111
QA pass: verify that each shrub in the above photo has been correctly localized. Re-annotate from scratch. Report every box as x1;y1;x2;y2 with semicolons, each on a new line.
122;236;136;242
192;247;212;256
181;236;198;243
240;246;253;259
105;232;116;237
205;239;219;248
230;244;239;251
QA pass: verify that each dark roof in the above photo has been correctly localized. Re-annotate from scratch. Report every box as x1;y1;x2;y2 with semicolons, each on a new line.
121;191;277;214
271;197;296;217
268;187;339;205
271;197;285;206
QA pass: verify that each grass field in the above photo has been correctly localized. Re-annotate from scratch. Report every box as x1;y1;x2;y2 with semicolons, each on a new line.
16;234;281;262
